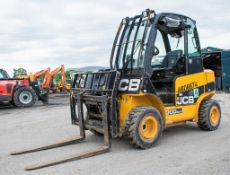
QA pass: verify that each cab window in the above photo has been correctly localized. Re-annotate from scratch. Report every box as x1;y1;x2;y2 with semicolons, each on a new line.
186;19;201;57
168;31;185;54
0;72;4;78
151;30;166;68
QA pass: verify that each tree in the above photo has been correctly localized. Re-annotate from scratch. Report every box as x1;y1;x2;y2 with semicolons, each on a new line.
65;70;71;80
13;68;27;78
53;71;71;84
53;73;61;84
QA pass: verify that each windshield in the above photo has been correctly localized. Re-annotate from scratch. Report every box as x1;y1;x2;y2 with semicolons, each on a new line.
111;14;152;71
151;15;185;69
0;70;9;79
0;72;4;78
151;30;166;67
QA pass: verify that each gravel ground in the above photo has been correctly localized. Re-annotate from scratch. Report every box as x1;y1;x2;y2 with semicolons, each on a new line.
0;94;230;175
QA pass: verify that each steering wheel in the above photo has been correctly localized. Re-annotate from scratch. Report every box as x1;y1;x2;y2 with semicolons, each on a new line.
153;46;159;56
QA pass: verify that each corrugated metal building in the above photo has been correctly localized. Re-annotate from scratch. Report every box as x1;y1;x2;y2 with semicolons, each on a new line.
202;47;230;92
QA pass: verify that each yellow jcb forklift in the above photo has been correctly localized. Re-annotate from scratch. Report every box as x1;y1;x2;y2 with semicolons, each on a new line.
12;9;221;170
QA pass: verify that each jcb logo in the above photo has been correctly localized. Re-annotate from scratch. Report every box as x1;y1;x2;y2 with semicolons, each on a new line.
118;79;141;92
177;96;194;105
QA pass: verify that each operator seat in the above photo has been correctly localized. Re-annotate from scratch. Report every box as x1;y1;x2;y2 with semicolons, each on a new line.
161;49;183;69
152;49;183;80
152;50;183;104
156;49;184;80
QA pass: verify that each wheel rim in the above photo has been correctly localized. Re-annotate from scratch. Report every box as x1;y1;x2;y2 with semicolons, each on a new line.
210;106;220;126
19;91;33;104
139;115;158;141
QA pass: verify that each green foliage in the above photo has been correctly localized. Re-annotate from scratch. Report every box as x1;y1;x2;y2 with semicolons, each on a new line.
65;70;71;79
53;73;61;84
13;68;27;77
52;71;72;84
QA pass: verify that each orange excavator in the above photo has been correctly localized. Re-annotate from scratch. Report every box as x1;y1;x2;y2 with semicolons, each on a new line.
42;65;66;92
17;68;50;83
29;68;51;82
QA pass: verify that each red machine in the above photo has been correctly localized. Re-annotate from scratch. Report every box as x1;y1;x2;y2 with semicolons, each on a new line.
0;69;48;107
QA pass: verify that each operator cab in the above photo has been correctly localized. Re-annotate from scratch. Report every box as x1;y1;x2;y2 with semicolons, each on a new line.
151;14;202;103
110;10;203;105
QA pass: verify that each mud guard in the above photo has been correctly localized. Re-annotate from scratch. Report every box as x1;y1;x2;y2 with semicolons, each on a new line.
30;82;49;104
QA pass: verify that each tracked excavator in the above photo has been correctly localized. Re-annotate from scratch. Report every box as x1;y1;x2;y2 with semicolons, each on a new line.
16;68;50;83
41;65;67;92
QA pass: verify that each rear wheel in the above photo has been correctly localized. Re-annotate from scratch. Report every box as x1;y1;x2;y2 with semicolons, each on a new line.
13;86;36;107
125;106;163;149
198;99;221;131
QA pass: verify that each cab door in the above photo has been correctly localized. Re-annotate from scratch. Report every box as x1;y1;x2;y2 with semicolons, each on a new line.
168;72;207;123
170;18;204;122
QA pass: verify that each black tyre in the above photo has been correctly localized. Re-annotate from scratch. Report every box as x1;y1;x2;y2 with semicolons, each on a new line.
13;86;36;107
125;106;163;149
198;99;221;131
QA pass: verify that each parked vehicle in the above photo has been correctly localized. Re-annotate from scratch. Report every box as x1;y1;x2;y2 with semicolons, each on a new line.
0;69;49;107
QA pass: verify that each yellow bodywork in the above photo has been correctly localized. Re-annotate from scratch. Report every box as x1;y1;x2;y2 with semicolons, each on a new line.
56;82;71;92
118;70;216;130
118;93;165;128
17;75;29;79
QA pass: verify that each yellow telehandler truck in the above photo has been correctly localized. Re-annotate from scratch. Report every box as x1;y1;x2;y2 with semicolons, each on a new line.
12;9;221;170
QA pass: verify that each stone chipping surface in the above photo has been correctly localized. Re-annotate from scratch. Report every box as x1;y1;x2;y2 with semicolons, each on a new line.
0;94;229;175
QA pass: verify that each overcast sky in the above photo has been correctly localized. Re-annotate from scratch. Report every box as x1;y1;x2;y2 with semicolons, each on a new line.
0;0;230;75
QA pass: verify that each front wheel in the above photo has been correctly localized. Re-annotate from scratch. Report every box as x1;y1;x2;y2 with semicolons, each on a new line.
124;106;163;149
13;86;36;107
